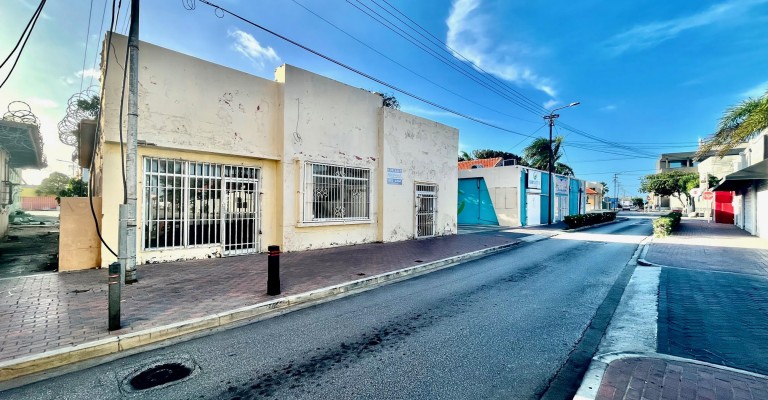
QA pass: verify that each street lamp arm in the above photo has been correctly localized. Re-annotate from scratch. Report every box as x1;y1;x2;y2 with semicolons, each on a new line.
549;101;581;115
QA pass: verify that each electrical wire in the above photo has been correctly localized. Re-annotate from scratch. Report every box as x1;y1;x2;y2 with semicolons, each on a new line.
0;0;44;70
89;0;110;88
0;0;46;90
78;0;96;95
289;0;538;124
88;0;120;259
191;0;538;139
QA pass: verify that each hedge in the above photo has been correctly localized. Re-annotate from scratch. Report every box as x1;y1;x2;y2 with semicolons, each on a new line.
653;211;682;238
563;211;617;229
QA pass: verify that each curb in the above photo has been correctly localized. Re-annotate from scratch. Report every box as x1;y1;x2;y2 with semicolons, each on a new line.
574;351;768;400
563;217;629;232
0;240;525;383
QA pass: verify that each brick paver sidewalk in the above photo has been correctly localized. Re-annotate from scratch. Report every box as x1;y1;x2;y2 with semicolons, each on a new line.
596;357;768;400
644;219;768;276
0;231;524;364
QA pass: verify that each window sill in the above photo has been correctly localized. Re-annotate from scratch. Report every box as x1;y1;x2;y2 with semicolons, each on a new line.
296;220;373;228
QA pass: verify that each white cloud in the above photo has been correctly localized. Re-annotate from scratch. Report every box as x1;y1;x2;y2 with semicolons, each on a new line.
741;80;768;98
543;99;558;109
446;0;555;97
600;104;617;112
228;29;281;68
28;98;58;109
76;68;100;79
400;105;460;119
604;0;768;56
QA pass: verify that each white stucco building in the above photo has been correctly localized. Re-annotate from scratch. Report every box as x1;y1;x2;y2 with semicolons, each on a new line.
82;34;459;268
714;129;768;238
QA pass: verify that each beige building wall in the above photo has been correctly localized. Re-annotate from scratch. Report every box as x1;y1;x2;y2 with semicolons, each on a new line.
276;65;381;251
458;166;523;227
59;197;102;271
379;107;459;240
101;35;281;161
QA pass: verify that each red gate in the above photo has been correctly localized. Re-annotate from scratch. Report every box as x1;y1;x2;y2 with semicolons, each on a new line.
714;191;734;224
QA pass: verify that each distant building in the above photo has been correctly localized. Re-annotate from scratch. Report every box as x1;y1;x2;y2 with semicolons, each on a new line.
0;118;46;238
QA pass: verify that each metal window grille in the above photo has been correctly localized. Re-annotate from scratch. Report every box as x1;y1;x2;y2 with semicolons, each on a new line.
188;162;222;246
304;162;370;222
415;183;437;238
222;165;259;255
144;158;186;249
143;157;259;254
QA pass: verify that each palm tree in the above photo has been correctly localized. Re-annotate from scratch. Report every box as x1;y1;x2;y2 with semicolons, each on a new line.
458;150;472;162
697;89;768;158
523;136;574;175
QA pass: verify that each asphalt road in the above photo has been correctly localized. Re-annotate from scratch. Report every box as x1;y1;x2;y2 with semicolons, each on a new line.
2;218;653;400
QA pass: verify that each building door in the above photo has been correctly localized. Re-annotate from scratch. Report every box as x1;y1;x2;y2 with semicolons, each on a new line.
222;166;259;256
415;183;437;238
757;181;768;238
555;196;568;222
526;194;540;226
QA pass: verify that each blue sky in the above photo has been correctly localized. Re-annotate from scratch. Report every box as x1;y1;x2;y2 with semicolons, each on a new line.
2;0;768;196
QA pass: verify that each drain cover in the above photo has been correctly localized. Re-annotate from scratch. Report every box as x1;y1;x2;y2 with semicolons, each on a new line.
120;354;199;394
130;363;192;390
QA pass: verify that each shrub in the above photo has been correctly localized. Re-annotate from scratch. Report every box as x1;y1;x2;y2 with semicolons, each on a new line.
564;211;617;229
653;211;682;238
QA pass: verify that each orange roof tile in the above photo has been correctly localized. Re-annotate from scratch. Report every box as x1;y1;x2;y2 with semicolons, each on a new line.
458;157;503;170
586;188;598;195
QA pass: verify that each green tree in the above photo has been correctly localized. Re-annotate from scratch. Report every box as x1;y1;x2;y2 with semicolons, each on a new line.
36;172;70;196
458;150;472;162
639;171;698;207
631;197;645;208
599;181;609;194
76;95;100;119
523;136;574;175
471;149;526;166
56;178;88;204
696;89;768;158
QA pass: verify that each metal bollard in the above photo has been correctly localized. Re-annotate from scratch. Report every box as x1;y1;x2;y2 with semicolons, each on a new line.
108;262;121;331
267;245;281;295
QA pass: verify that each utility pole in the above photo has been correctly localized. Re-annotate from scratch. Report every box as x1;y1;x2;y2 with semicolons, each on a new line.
542;102;580;224
613;173;618;211
119;0;139;284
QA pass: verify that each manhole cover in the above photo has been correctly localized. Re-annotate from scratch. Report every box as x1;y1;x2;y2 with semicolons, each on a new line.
130;363;192;390
120;354;199;394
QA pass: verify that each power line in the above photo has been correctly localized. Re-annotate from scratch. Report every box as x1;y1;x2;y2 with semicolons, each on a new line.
288;0;538;124
190;0;539;139
89;0;110;87
346;0;547;117
78;0;96;94
0;0;46;90
375;0;549;115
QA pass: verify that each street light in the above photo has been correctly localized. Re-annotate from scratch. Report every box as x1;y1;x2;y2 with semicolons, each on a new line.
543;102;580;225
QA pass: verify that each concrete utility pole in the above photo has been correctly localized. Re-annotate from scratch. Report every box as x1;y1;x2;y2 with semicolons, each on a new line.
119;0;139;284
613;173;619;211
543;102;580;224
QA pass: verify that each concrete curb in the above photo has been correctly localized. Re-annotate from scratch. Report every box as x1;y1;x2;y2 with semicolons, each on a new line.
563;217;629;233
0;240;525;383
574;351;768;400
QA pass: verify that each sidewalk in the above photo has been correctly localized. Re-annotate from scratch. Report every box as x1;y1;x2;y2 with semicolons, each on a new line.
0;230;530;380
587;219;768;399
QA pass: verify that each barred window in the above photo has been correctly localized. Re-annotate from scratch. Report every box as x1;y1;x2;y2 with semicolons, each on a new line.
304;163;370;222
144;158;185;249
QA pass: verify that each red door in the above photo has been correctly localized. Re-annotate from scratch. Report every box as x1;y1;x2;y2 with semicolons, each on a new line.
714;191;734;224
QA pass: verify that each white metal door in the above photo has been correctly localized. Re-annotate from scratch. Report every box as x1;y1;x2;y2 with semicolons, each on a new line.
222;166;259;256
756;181;768;238
555;196;568;222
745;185;755;234
415;183;437;238
526;194;540;226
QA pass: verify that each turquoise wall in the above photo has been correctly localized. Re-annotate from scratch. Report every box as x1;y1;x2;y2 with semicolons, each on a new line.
540;173;550;225
520;170;527;226
569;178;581;215
457;178;499;225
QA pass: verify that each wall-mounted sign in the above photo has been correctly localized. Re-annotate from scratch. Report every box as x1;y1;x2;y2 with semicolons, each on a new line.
527;170;541;190
555;176;569;195
702;191;714;201
387;168;403;185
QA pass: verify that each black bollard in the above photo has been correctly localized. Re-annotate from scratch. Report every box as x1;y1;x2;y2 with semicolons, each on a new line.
267;245;281;295
108;262;121;331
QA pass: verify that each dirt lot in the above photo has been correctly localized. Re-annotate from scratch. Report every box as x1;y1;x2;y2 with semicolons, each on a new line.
0;211;59;279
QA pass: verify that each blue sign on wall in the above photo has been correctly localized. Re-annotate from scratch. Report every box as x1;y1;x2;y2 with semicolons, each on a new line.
386;168;403;185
